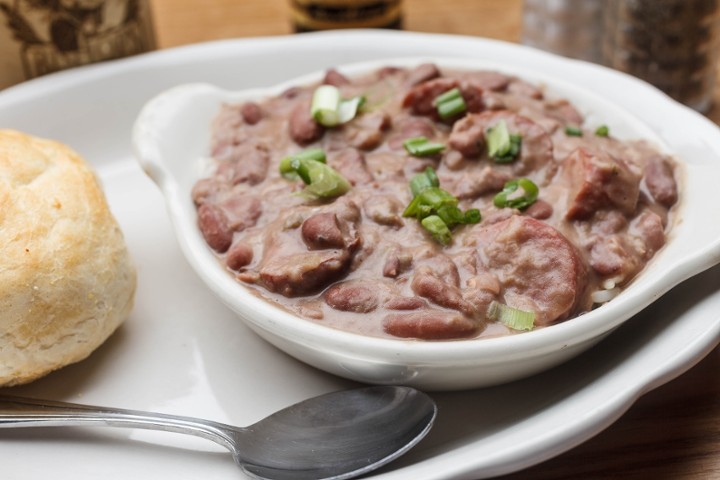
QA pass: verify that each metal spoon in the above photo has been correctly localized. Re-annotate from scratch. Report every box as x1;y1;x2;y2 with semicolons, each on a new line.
0;386;435;480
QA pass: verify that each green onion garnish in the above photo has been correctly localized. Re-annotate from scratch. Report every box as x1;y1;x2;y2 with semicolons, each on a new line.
565;126;583;137
486;120;522;163
488;301;535;331
311;85;364;127
338;95;365;123
464;208;481;224
493;178;539;210
403;186;458;218
280;148;326;180
409;166;440;197
403;136;446;157
595;125;609;137
403;168;481;245
433;87;467;120
279;148;351;198
421;215;453;245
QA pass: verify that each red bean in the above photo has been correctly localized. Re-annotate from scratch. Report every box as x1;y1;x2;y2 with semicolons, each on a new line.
240;102;263;125
563;148;641;220
383;311;479;340
644;156;678;208
197;203;233;253
289;100;324;144
301;212;345;250
325;281;379;313
226;242;253;270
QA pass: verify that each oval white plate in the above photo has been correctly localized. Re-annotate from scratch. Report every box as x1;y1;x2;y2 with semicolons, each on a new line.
133;55;720;391
0;30;719;479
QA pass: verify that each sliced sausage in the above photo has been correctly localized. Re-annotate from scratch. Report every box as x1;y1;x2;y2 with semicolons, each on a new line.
563;148;641;220
477;216;587;325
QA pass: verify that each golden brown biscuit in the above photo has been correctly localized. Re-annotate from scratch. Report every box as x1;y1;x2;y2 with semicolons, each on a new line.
0;130;136;386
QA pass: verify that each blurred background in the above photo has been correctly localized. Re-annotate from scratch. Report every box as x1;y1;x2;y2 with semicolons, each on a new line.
149;0;720;117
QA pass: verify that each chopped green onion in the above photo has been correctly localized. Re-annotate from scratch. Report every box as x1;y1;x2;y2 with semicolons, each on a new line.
436;204;465;227
595;125;610;137
311;85;364;127
280;148;326;180
279;148;350;198
486;120;522;163
409;166;440;197
338;95;365;124
421;215;453;245
464;208;481;224
403;186;458;218
311;85;341;126
433;87;467;120
565;126;583;137
493;178;539;210
303;161;352;198
488;301;535;331
433;87;462;105
403;168;482;245
403;136;446;157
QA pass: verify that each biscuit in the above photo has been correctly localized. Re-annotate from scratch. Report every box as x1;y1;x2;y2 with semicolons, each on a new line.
0;130;136;386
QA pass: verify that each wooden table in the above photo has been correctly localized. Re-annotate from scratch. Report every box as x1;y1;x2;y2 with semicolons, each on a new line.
149;1;720;478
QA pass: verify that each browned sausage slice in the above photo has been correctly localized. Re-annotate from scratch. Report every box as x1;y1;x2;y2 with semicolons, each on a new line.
563;148;641;220
477;216;587;325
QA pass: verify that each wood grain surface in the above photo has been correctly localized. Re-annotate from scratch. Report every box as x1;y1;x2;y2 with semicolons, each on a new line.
149;1;720;478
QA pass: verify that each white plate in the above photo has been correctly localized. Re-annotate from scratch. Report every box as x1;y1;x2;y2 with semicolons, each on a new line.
0;30;719;479
133;54;716;391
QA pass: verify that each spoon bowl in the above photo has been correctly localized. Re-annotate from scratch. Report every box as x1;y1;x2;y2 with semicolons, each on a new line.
0;386;436;480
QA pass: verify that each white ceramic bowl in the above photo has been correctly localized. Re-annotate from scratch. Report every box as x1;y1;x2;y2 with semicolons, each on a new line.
133;57;720;391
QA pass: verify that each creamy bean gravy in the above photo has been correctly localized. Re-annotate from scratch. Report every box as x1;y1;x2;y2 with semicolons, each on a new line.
192;64;679;340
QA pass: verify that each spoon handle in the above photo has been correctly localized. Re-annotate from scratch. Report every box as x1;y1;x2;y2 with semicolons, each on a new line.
0;395;238;452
